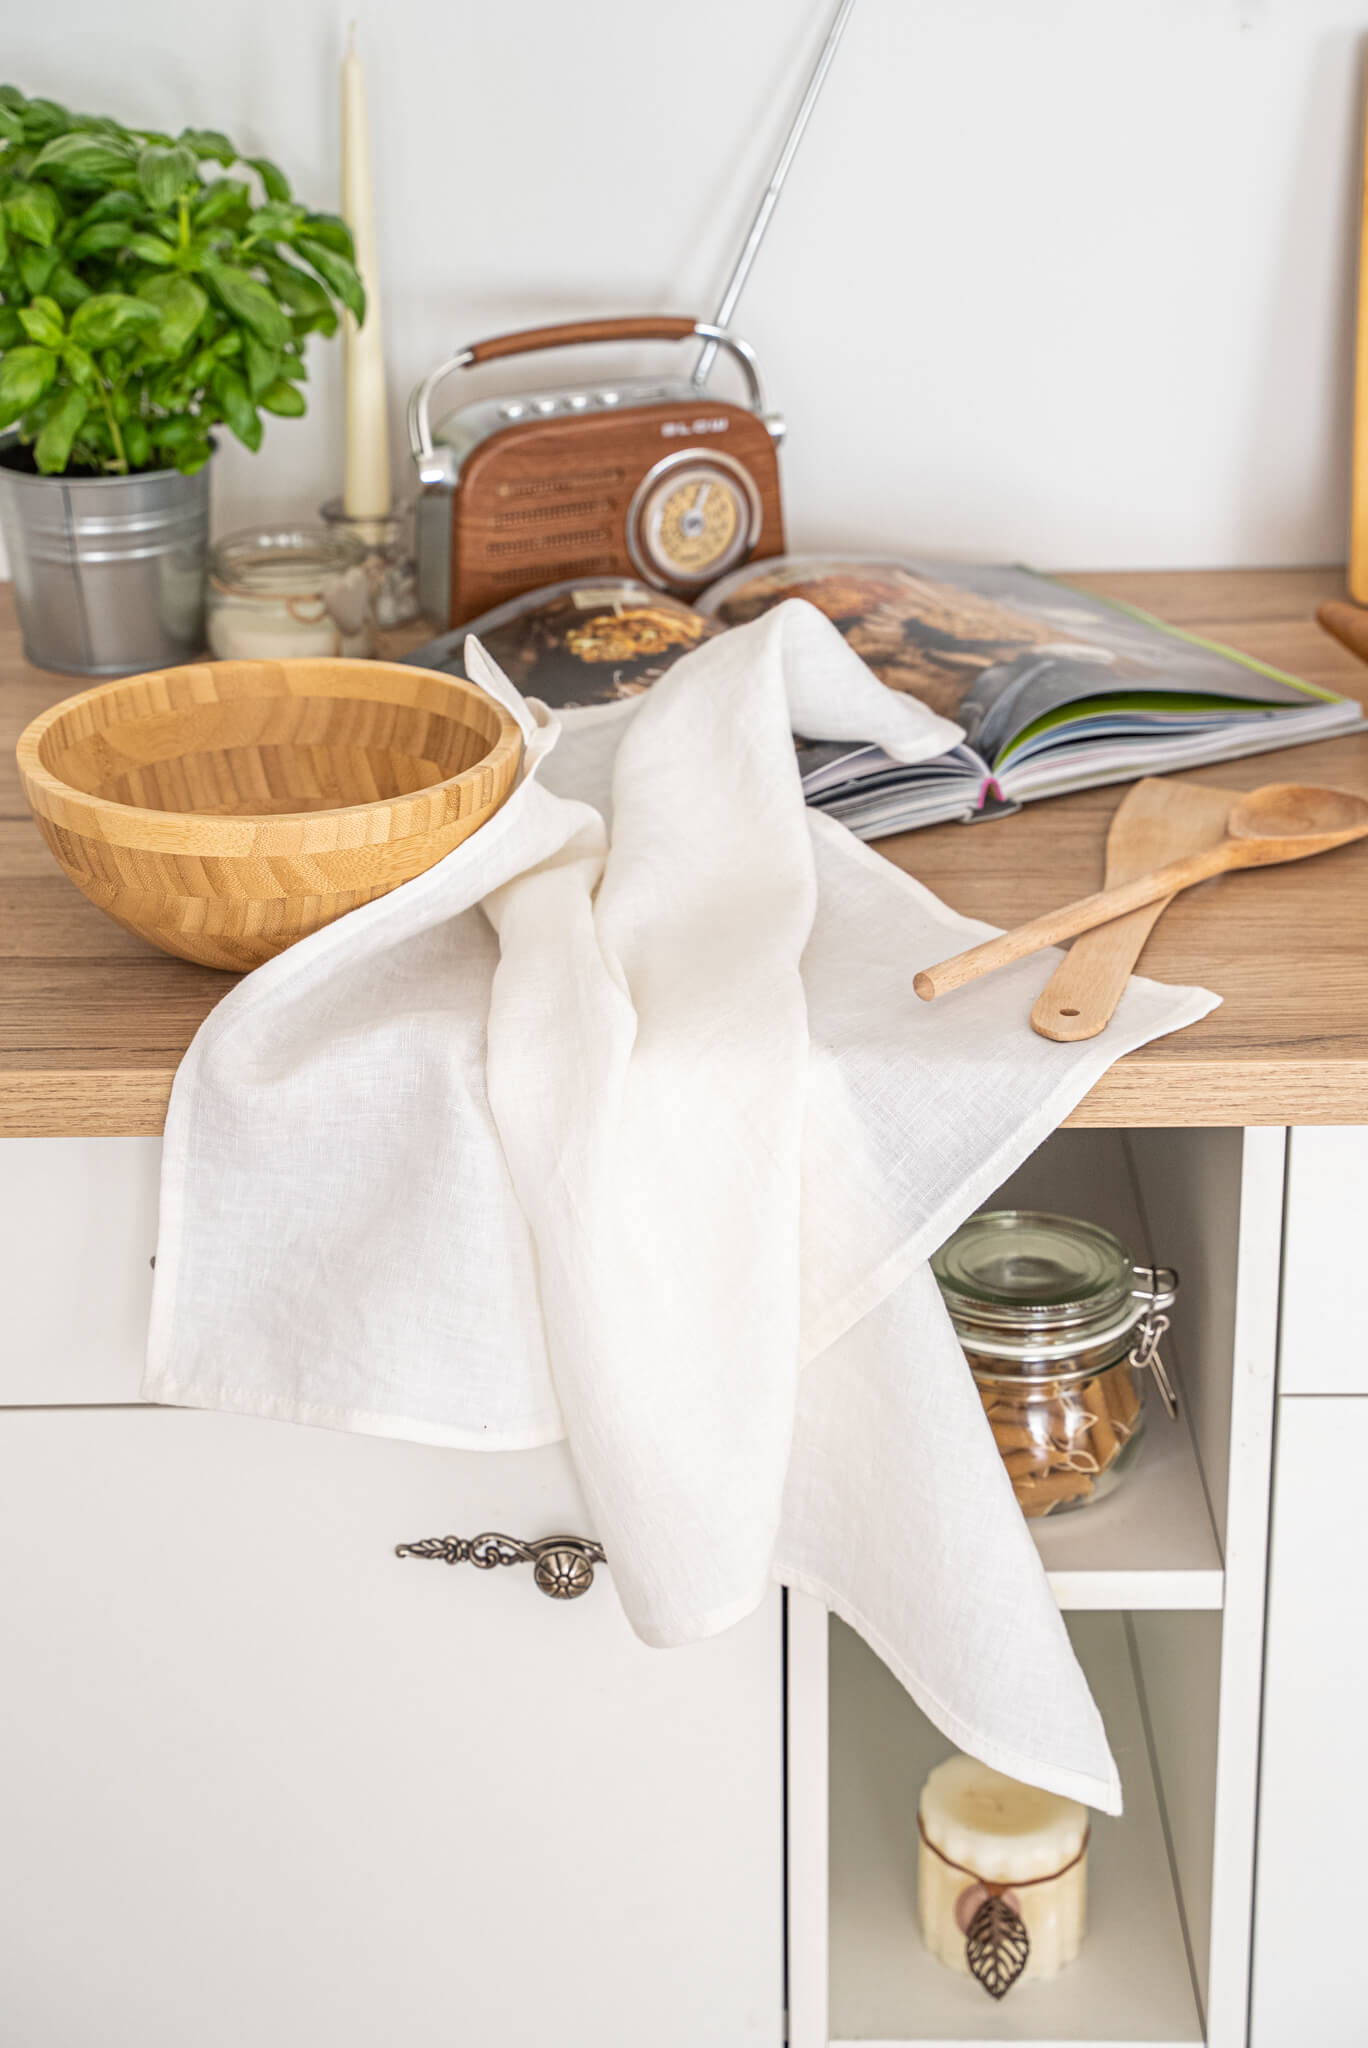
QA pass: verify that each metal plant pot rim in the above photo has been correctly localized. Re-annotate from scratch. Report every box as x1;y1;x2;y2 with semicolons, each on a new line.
0;428;215;488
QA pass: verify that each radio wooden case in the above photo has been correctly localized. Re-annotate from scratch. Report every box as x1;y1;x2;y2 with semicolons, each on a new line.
411;316;786;629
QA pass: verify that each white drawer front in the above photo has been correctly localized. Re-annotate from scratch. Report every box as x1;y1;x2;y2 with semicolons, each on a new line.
0;1407;783;2048
1280;1128;1368;1393
0;1135;158;1403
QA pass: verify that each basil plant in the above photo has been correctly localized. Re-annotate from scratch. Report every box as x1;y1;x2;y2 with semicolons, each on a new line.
0;84;364;476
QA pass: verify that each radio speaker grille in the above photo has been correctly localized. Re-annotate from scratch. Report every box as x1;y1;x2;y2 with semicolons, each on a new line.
495;469;625;502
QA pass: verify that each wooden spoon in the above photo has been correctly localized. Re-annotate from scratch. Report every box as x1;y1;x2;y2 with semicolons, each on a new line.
914;782;1368;1005
1030;777;1238;1041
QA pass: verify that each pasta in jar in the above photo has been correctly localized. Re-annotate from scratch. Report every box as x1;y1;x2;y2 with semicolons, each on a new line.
932;1212;1178;1519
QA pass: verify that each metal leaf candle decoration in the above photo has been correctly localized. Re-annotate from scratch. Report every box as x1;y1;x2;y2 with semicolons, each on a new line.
964;1891;1031;1999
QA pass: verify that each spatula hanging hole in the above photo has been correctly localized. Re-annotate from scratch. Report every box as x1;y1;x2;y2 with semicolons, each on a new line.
1060;1008;1080;1017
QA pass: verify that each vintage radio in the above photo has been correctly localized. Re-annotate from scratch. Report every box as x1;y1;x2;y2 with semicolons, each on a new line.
409;314;786;628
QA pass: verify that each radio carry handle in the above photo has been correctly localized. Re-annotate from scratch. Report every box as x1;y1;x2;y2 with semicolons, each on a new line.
408;317;773;486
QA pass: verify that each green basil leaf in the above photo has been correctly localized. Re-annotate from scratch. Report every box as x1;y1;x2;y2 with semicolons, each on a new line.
153;414;214;473
137;143;198;212
72;188;141;229
259;253;331;318
18;294;64;346
0;342;57;423
122;415;151;468
290;307;337;341
67;219;134;258
193;176;251;227
243;333;280;399
212;361;262;450
245;200;303;242
259;377;305;418
18;243;60;294
0;307;22;347
33;383;88;472
138;273;208;360
276;350;308;383
61;342;96;388
248;156;291;203
203;259;289;346
30;130;134;182
5;182;61;246
70;291;162;349
0;102;24;144
155;413;202;449
178;127;238;167
19;99;70;145
47;262;92;311
300;211;354;258
124;232;176;267
295;236;364;323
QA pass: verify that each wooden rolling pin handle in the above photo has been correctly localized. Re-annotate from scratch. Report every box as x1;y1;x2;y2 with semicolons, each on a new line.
913;844;1235;1003
1317;600;1368;668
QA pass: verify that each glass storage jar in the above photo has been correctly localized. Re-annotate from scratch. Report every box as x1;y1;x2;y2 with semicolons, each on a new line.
206;527;372;661
931;1210;1178;1518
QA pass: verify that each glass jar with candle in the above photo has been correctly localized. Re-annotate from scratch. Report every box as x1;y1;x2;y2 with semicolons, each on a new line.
931;1211;1178;1519
918;1751;1089;1996
206;527;373;662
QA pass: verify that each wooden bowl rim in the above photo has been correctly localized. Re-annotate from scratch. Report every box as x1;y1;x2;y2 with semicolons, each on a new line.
16;657;524;858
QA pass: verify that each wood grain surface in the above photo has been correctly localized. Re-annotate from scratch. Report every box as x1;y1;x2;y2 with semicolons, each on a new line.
449;402;785;625
1029;779;1238;1041
16;656;521;971
3;568;1368;1137
912;781;1368;1002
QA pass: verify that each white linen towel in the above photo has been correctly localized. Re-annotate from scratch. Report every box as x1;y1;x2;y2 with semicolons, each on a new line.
145;601;1219;1814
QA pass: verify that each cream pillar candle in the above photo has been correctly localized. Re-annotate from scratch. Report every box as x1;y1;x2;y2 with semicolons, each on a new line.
340;26;391;522
917;1753;1088;1995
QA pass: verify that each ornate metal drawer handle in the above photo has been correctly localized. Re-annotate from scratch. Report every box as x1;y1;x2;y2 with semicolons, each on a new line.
394;1530;606;1601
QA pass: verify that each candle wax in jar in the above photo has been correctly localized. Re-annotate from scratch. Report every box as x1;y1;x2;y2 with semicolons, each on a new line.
918;1753;1088;1983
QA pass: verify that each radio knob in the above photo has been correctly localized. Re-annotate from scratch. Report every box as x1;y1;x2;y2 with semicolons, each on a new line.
534;398;558;415
499;401;527;420
598;390;621;406
568;394;590;410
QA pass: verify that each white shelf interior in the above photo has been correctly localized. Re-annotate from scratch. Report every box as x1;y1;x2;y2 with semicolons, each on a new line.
828;1610;1205;2048
993;1131;1224;1613
1031;1403;1221;1611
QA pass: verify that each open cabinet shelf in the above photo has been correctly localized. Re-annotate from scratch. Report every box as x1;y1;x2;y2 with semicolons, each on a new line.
1030;1404;1221;1612
996;1130;1224;1614
828;1613;1204;2048
786;1127;1287;2048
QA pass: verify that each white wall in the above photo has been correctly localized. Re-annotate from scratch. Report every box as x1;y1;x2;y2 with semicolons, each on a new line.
5;0;1367;571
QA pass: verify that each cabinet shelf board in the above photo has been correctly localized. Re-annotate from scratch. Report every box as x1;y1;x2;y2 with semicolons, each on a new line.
828;1611;1204;2047
1032;1408;1222;1612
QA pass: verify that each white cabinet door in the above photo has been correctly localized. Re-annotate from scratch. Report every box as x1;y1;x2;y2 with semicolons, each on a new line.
0;1408;783;2048
1251;1397;1368;2047
0;1135;158;1403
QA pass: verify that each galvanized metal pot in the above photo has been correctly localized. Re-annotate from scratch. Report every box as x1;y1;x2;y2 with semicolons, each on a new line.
0;439;210;676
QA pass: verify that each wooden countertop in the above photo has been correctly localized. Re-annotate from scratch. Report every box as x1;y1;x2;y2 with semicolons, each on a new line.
3;568;1368;1137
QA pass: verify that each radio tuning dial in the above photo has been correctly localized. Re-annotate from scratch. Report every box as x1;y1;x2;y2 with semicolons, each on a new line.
628;452;761;590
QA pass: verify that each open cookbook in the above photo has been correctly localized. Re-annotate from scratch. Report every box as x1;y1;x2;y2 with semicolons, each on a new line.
409;555;1365;839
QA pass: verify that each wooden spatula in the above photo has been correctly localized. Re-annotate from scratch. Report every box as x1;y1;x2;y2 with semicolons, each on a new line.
1030;778;1238;1041
914;782;1368;1003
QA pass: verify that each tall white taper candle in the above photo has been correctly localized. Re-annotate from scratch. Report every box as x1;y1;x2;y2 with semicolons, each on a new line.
340;24;391;521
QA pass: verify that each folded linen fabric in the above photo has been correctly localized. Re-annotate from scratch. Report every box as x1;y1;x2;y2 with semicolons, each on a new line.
145;601;1218;1814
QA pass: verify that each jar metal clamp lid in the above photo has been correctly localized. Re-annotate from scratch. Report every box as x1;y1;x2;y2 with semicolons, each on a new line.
931;1210;1180;1418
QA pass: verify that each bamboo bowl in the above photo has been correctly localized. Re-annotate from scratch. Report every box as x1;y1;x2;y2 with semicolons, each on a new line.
16;657;523;971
